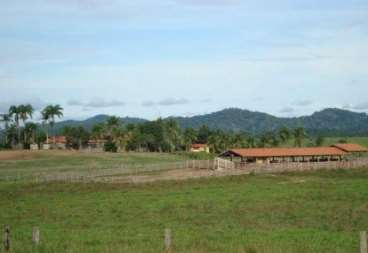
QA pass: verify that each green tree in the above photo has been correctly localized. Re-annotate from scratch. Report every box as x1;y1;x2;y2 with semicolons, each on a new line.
0;114;12;146
91;123;105;140
8;105;21;146
293;127;307;147
41;105;64;144
18;104;34;145
24;122;37;146
63;126;90;150
183;128;197;151
278;127;290;144
197;125;211;144
165;119;182;152
315;136;325;147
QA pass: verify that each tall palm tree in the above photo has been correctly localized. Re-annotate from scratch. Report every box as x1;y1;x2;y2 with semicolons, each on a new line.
41;105;64;144
105;116;121;137
8;105;21;147
0;114;12;145
293;127;306;147
165;119;181;152
24;122;37;145
0;114;11;129
18;104;34;145
91;123;105;140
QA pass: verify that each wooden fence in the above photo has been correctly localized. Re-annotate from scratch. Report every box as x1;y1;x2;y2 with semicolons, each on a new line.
232;158;368;174
0;161;189;183
2;226;367;253
1;158;368;184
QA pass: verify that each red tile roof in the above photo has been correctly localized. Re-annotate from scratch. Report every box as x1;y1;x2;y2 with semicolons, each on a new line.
47;136;66;144
332;143;368;152
224;147;346;158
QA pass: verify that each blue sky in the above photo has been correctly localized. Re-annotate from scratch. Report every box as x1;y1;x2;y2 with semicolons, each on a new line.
1;0;367;120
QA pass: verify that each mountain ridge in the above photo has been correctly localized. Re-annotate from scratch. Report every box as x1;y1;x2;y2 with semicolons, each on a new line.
51;108;368;136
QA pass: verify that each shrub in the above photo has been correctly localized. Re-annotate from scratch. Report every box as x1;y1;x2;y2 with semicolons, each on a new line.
104;141;118;153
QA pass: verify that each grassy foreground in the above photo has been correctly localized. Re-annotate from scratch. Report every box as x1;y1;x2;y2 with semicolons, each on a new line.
0;168;367;253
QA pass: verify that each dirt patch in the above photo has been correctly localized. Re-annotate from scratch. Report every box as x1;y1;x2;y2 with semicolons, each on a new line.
97;168;252;184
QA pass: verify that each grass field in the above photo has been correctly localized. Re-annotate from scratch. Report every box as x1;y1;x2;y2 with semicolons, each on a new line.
0;150;368;252
0;151;190;180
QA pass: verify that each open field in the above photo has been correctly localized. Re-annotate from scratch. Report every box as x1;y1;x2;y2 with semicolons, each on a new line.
0;151;368;253
0;150;189;180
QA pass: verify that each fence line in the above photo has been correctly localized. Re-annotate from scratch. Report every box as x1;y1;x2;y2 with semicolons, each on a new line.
1;158;368;184
0;161;188;183
2;226;367;253
232;158;368;174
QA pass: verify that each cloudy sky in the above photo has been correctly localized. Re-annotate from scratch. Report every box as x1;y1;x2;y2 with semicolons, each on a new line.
1;0;367;120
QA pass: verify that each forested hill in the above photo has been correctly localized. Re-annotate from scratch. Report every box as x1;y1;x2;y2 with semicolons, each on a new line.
172;108;368;136
52;108;368;136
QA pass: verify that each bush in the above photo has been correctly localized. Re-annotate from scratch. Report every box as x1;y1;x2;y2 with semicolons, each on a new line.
104;141;118;153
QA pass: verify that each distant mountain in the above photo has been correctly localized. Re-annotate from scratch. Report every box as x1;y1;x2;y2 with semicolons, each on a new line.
172;108;368;136
51;108;368;136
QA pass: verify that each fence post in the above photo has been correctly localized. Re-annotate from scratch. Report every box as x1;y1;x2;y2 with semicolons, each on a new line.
32;227;40;246
361;231;367;253
3;225;10;252
164;228;172;252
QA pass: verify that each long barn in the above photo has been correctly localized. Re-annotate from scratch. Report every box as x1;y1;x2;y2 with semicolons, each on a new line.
220;144;367;164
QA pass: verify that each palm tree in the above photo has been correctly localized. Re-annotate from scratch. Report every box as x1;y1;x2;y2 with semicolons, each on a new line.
0;114;12;145
183;128;197;151
18;104;34;145
24;122;37;145
165;119;181;152
91;123;105;140
8;105;21;146
105;116;121;137
293;127;307;147
278;127;290;145
41;105;64;144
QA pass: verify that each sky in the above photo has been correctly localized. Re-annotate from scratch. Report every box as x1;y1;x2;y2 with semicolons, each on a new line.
1;0;368;121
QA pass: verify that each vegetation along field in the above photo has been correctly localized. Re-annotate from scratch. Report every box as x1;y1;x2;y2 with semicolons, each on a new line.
0;151;368;253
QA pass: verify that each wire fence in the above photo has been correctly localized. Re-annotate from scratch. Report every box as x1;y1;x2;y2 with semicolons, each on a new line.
1;158;368;184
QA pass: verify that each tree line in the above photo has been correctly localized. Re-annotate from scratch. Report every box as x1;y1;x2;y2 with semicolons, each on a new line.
0;104;326;153
60;117;325;153
0;104;63;149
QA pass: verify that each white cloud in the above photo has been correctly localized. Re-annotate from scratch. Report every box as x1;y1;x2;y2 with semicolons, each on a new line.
293;100;313;107
158;98;189;106
279;107;295;114
67;98;125;108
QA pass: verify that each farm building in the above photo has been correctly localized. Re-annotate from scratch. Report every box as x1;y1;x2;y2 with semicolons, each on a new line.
190;144;210;153
220;147;347;164
45;136;67;149
332;143;368;154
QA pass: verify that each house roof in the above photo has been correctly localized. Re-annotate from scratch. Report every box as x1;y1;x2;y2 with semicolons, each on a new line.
47;136;66;144
191;144;208;148
222;147;346;158
332;143;368;152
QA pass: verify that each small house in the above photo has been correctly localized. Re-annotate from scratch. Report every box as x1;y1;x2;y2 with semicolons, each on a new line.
46;136;67;150
190;144;210;153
